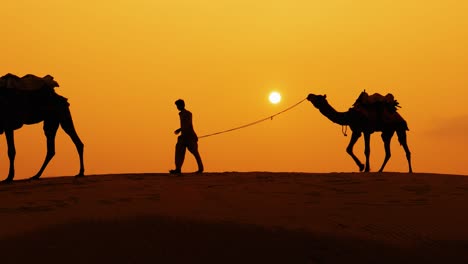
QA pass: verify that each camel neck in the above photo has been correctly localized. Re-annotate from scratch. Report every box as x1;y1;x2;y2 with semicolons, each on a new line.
317;100;349;126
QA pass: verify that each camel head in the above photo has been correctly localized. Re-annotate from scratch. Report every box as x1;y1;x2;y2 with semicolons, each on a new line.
307;94;328;109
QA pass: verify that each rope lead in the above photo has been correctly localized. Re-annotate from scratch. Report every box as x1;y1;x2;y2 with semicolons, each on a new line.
199;98;307;139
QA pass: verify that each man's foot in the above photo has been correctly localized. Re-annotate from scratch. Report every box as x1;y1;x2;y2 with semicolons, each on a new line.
169;169;181;175
195;169;203;174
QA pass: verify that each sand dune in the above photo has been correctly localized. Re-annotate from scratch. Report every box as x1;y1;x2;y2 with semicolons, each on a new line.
1;172;467;263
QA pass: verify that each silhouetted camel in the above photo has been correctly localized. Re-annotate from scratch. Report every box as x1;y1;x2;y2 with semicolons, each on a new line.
0;73;84;182
307;93;412;173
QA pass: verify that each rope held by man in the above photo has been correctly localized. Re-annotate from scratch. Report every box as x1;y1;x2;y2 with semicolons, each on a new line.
199;97;307;139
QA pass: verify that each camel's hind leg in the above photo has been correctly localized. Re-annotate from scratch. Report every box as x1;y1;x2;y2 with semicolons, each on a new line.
346;131;365;172
397;129;412;173
31;120;59;180
60;108;84;177
378;130;395;172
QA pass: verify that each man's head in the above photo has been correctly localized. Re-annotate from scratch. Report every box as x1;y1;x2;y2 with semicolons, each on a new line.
175;99;185;111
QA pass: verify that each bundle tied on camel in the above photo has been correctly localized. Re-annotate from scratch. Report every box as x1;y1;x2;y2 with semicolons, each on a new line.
0;73;69;131
352;90;401;113
0;73;59;91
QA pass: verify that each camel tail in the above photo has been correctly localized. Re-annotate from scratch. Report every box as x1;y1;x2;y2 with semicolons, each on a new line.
394;112;409;131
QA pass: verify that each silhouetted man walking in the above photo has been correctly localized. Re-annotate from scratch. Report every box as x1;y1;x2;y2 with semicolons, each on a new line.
170;99;204;174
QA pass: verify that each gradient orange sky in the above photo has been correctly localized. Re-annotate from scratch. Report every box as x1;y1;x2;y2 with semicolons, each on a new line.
2;0;468;179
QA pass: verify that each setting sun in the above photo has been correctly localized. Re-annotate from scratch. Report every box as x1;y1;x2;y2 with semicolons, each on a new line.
269;92;281;104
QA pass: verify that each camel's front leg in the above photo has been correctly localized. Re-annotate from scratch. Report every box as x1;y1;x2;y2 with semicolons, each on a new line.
378;131;394;172
346;131;364;171
2;130;16;182
363;133;371;172
31;121;59;180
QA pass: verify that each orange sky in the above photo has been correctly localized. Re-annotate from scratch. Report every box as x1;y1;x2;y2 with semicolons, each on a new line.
1;0;468;179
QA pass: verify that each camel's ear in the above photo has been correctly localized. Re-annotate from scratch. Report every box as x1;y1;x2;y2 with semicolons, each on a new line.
324;94;327;98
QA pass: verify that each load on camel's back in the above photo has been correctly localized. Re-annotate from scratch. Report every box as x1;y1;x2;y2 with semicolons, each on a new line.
0;73;69;130
352;90;401;113
0;73;84;182
350;90;406;131
0;73;59;91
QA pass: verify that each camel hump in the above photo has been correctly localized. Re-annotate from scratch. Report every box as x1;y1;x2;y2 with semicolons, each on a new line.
0;73;59;91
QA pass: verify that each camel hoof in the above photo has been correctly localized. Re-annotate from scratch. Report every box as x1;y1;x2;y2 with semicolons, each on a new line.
75;173;85;178
358;164;365;172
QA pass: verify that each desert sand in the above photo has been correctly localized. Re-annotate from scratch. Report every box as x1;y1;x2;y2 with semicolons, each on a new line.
1;172;467;263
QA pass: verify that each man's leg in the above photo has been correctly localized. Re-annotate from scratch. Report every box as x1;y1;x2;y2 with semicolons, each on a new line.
173;137;186;173
187;142;204;173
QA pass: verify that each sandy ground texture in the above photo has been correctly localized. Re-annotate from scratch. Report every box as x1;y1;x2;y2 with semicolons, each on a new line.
0;172;467;263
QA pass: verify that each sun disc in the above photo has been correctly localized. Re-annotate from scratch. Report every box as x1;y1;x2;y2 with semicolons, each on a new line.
269;92;281;104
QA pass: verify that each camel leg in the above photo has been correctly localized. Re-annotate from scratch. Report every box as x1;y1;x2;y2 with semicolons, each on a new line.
31;120;59;180
363;133;371;172
397;129;412;173
60;109;84;177
2;130;16;182
346;131;364;172
378;130;395;172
